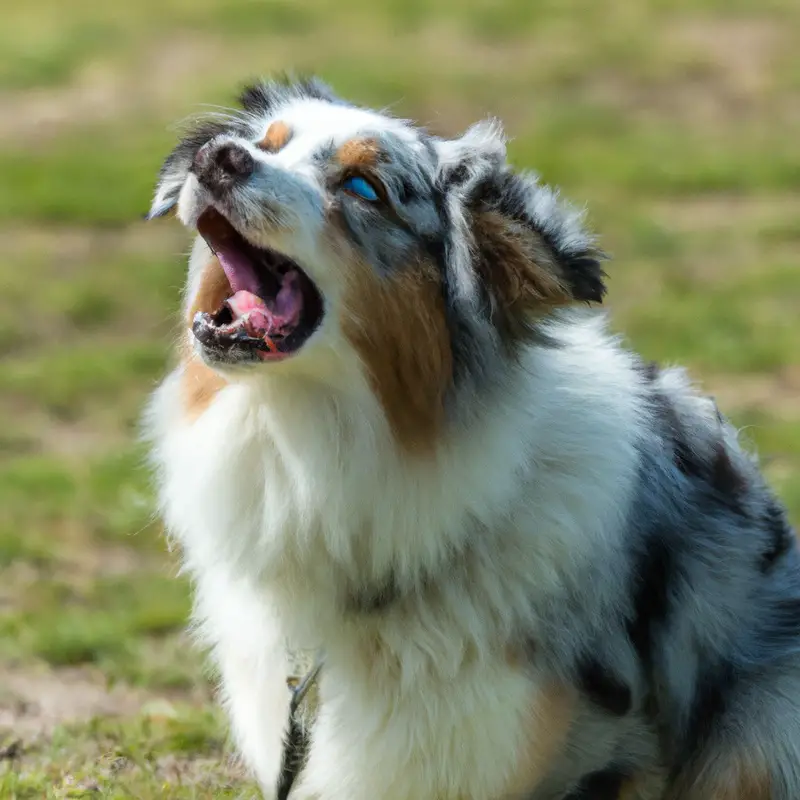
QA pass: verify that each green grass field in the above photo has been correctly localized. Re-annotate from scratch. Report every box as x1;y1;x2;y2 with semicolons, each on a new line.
1;0;798;796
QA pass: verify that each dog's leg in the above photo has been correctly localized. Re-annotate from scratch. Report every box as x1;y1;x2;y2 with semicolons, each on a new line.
665;665;800;800
503;682;575;798
668;752;773;800
194;569;291;797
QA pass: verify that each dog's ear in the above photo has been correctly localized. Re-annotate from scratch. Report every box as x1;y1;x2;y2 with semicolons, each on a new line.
471;168;607;310
435;119;509;193
147;119;231;221
147;158;183;220
436;122;606;317
473;168;607;303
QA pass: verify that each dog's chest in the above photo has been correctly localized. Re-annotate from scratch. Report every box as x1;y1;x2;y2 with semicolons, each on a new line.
158;374;515;583
157;379;452;588
161;392;343;574
297;651;562;800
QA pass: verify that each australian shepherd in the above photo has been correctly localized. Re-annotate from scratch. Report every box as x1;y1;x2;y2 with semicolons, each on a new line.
144;76;800;799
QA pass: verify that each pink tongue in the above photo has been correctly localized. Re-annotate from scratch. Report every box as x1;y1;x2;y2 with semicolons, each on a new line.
228;290;267;316
227;291;271;334
216;246;262;295
227;273;303;339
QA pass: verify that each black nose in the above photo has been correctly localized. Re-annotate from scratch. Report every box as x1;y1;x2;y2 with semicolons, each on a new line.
193;142;255;191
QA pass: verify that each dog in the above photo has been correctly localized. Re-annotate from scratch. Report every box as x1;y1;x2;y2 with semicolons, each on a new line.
144;76;800;799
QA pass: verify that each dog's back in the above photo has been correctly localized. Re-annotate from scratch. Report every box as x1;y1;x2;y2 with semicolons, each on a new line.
535;361;800;799
637;371;800;798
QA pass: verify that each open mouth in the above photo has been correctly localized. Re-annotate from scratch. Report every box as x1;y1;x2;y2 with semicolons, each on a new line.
193;209;324;362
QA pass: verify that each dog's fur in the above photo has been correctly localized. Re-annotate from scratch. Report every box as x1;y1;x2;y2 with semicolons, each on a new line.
144;76;800;799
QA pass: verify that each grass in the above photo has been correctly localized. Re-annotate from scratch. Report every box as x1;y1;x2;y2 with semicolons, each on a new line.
0;0;798;794
0;707;256;798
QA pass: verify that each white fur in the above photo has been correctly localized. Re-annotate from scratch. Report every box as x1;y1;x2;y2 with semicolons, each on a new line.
147;315;645;800
145;96;650;799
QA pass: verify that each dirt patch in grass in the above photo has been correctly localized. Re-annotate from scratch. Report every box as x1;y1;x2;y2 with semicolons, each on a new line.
0;689;253;798
0;30;384;145
0;34;256;147
706;369;800;421
570;12;799;137
0;665;152;737
18;415;130;461
666;16;784;99
9;14;791;150
652;194;800;232
3;221;188;264
0;25;535;147
634;194;800;283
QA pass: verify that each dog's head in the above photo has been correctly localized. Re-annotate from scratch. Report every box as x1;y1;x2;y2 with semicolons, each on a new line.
150;76;606;447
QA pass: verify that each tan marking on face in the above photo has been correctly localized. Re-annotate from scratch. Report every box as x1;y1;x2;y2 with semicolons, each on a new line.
180;255;231;420
341;257;452;453
504;681;575;796
189;256;232;324
181;356;227;421
336;137;381;170
257;120;292;152
473;210;574;342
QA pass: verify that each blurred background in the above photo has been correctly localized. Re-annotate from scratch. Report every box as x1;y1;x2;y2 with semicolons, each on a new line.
0;0;798;795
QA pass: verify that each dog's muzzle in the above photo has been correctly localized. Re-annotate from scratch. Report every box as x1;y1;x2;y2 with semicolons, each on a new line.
192;141;255;196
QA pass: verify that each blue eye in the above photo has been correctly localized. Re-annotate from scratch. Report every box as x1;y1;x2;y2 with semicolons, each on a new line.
342;175;379;201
